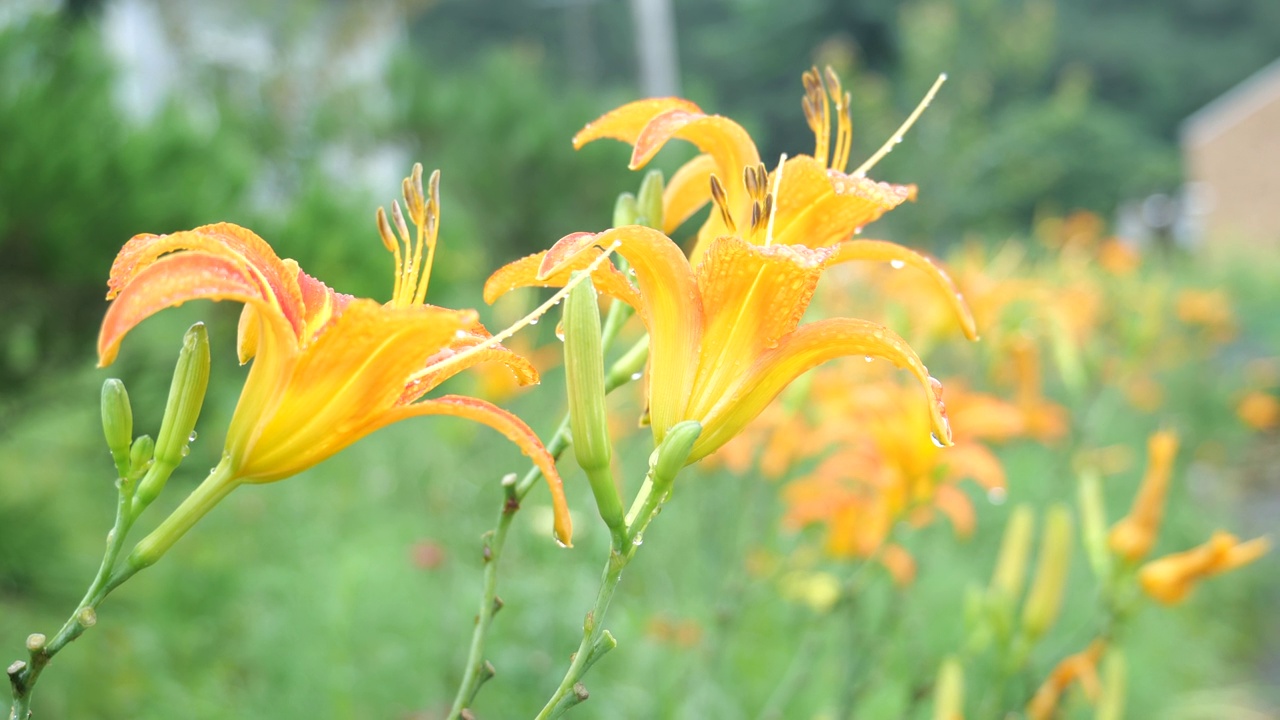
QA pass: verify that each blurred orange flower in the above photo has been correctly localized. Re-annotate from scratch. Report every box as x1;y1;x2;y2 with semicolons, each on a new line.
1139;531;1270;604
1237;391;1280;431
1026;639;1107;720
1109;430;1179;563
1175;289;1236;343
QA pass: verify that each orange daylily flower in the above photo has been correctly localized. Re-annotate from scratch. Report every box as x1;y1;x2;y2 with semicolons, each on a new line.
99;165;573;544
1138;531;1270;605
1026;639;1107;720
1237;390;1280;431
1108;430;1179;562
487;72;975;465
781;379;1006;563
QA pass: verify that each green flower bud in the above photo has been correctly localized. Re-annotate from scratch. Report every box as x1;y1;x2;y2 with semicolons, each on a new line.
1077;468;1113;582
636;170;665;230
613;192;639;228
129;434;155;477
932;656;964;720
136;324;210;507
101;378;133;477
564;275;622;532
991;504;1035;604
1021;505;1074;640
651;420;702;488
1097;648;1127;720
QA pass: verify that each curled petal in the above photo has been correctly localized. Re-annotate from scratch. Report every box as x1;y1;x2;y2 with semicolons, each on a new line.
538;226;702;439
296;268;354;342
98;251;293;367
828;239;979;341
484;250;642;312
368;396;574;547
572;97;703;150
629;109;761;178
107;223;306;338
770;157;915;248
663;153;718;234
697;318;950;462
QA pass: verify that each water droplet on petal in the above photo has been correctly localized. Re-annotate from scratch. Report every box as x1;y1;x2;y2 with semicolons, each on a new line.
553;535;568;548
893;136;903;145
529;318;539;325
454;329;469;338
854;227;864;235
630;372;643;381
889;259;906;270
864;356;874;363
929;432;947;448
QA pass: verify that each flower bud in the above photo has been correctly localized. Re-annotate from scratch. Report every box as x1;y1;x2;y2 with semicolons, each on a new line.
612;192;639;228
636;170;665;230
101;379;133;476
564;275;622;531
1021;505;1074;640
991;504;1035;604
1077;469;1113;582
1096;648;1127;720
933;656;965;720
651;420;702;487
137;324;210;507
1109;430;1178;562
129;434;155;476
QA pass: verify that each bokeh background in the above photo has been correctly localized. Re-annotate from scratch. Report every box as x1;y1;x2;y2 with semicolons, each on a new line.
1;0;1278;717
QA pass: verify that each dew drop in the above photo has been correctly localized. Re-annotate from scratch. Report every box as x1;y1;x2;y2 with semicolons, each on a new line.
180;445;191;457
454;329;469;338
889;259;906;270
893;136;903;145
529;318;539;325
987;487;1008;505
553;536;569;548
929;432;947;448
188;431;198;442
864;356;874;363
630;372;643;381
854;227;864;235
632;533;644;546
628;268;637;276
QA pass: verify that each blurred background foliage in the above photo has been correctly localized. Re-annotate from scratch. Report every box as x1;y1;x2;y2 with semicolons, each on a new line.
1;0;1278;718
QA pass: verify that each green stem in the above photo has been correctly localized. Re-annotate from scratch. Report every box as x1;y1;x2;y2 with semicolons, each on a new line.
447;417;571;719
125;459;238;571
7;473;140;718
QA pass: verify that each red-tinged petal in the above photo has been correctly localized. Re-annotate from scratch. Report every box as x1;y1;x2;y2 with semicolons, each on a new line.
360;395;574;547
630;109;761;178
296;267;354;342
828;239;979;341
663;153;718;234
573;98;703;150
403;329;540;403
686;237;831;422
696;318;950;463
107;223;306;338
933;484;976;538
237;301;474;481
484;250;642;312
98;250;293;366
538;226;703;439
770;157;915;248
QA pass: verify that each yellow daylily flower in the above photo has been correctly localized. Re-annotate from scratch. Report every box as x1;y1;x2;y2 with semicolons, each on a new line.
487;72;974;466
99;165;573;545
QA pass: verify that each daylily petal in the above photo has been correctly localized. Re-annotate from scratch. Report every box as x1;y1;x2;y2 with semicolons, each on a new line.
827;239;979;340
629;109;761;180
107;223;306;339
687;237;832;421
403;329;540;403
538;227;703;439
770;157;916;248
572;97;703;150
696;318;950;462
98;250;294;366
239;300;474;480
483;250;642;312
933;483;976;538
361;395;574;547
663;153;718;234
296;267;354;342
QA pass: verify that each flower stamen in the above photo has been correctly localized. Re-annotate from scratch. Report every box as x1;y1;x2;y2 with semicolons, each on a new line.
408;241;622;384
379;163;442;307
851;73;946;179
709;174;736;233
823;67;854;173
763;153;787;247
